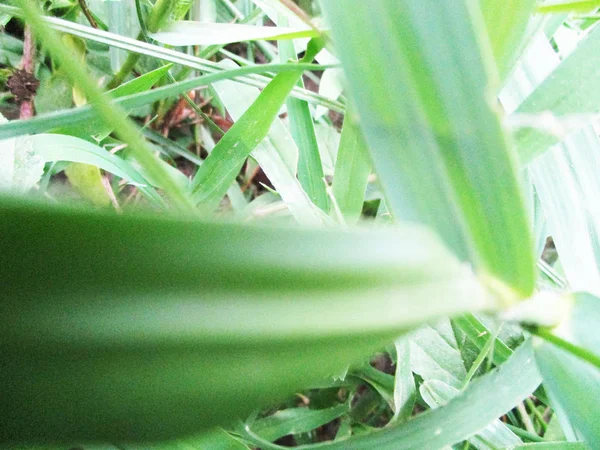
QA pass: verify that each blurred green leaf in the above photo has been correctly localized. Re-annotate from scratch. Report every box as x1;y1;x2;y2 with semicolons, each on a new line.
65;162;112;207
480;0;537;79
239;342;541;450
331;110;371;224
321;0;535;297
533;293;600;449
0;195;497;442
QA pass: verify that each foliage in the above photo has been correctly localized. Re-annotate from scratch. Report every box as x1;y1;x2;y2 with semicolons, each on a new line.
0;0;599;448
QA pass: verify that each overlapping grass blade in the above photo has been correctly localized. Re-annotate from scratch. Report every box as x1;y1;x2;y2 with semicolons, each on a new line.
0;62;329;141
320;0;535;297
279;31;328;212
0;195;497;441
238;342;541;450
331;108;371;224
210;60;325;225
514;24;600;163
191;40;323;214
17;0;193;209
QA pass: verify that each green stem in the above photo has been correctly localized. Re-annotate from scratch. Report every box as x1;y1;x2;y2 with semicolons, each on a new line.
108;0;173;89
526;325;600;369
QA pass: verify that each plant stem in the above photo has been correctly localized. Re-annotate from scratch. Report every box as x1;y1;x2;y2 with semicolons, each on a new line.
19;25;35;119
77;0;98;28
526;325;600;369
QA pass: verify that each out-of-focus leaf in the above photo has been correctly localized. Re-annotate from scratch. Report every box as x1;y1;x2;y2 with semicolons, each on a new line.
533;293;600;449
331;109;371;224
0;195;498;442
65;163;112;207
514;25;600;163
479;0;537;79
420;380;521;449
321;0;535;297
150;21;318;46
34;72;73;114
537;0;600;14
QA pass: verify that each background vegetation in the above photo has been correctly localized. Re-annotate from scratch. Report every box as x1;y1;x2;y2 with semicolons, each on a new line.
1;0;600;448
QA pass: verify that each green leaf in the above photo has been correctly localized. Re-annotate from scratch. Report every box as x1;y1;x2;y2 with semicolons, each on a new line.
191;42;324;213
279;29;329;212
27;134;162;205
0;196;498;442
249;404;349;442
479;0;537;80
109;64;173;98
320;0;535;297
409;321;467;390
65;163;112;207
391;339;416;422
537;0;600;14
150;21;319;46
331;108;371;224
420;380;521;448
210;60;325;224
453;313;514;366
514;24;600;163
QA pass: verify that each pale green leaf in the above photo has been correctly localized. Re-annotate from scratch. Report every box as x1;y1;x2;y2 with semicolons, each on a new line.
321;0;536;297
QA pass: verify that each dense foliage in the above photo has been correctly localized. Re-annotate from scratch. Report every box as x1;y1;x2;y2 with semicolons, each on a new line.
1;0;600;449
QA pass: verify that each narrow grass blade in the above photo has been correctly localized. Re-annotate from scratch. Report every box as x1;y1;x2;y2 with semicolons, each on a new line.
150;21;318;46
0;196;498;441
532;293;600;449
211;60;325;225
191;41;323;213
321;0;536;297
331;108;371;224
420;380;522;448
538;0;600;14
391;339;416;423
479;0;537;79
249;404;349;442
453;313;514;366
279;33;328;211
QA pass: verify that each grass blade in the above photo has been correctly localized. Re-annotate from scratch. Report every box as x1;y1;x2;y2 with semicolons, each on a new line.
279;31;328;212
480;0;537;79
321;0;536;297
331;108;371;224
